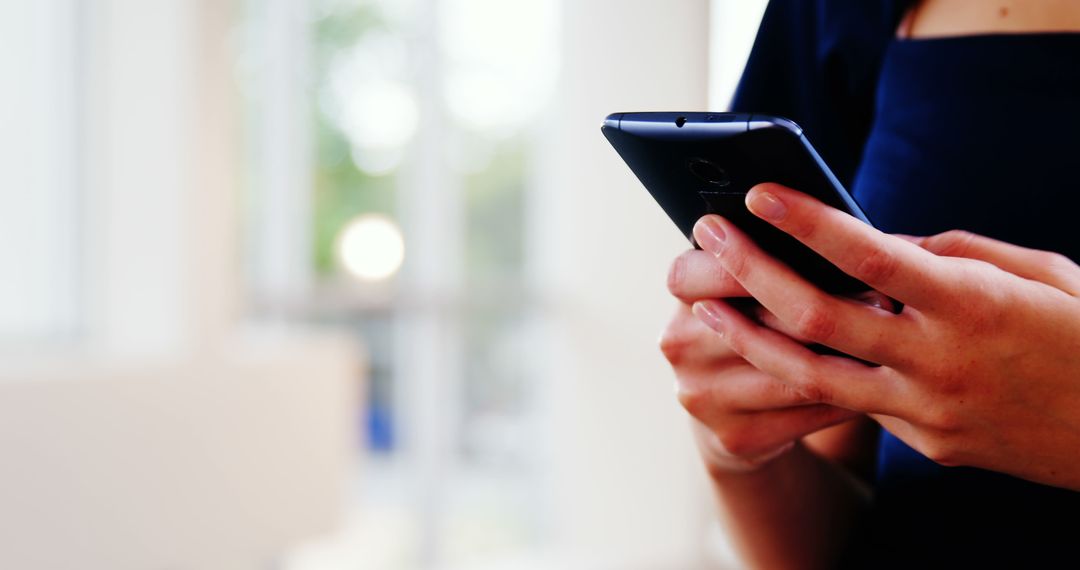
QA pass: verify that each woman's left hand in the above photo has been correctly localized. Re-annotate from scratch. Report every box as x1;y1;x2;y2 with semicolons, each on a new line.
690;182;1080;491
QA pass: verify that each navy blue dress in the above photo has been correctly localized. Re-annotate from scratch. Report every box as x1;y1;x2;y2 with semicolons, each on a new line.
731;1;1080;566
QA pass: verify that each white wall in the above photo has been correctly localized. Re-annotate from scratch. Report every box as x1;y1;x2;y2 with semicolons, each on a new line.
533;1;716;567
0;0;80;340
709;0;769;110
0;1;364;568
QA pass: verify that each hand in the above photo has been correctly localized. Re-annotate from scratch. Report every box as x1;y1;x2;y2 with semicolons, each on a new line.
692;182;1080;490
662;249;860;475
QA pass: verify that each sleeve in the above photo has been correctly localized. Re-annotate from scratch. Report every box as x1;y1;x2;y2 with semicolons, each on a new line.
728;0;911;187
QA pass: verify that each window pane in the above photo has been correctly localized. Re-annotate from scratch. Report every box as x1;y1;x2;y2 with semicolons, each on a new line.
243;0;558;566
0;1;80;343
312;2;407;275
463;139;527;286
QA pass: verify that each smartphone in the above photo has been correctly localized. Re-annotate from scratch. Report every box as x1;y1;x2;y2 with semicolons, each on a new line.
602;112;872;295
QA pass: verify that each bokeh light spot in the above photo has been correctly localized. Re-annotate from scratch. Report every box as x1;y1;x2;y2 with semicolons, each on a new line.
336;214;405;281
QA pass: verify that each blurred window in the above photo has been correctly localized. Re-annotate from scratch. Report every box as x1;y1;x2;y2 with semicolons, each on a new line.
0;1;81;344
238;0;558;566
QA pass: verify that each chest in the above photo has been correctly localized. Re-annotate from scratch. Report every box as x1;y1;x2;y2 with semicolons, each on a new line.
904;0;1080;38
850;35;1080;255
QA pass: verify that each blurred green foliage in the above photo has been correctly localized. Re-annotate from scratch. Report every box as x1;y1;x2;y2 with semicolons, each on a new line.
463;139;525;286
309;1;526;283
311;2;395;274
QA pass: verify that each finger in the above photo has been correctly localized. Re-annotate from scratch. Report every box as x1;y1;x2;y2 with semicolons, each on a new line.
694;214;913;364
743;183;954;310
714;405;861;459
661;302;745;367
668;249;750;303
751;305;811;343
692;299;905;415
678;365;822;415
868;414;928;461
914;230;1080;296
848;289;896;312
751;292;894;344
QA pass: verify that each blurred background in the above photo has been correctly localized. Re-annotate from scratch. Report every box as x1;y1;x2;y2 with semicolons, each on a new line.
0;0;767;568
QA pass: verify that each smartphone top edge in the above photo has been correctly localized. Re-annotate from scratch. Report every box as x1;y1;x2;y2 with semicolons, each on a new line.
601;112;803;136
602;112;624;130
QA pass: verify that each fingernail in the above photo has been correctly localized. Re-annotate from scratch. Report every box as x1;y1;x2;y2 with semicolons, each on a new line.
747;191;787;222
692;301;724;337
695;217;727;255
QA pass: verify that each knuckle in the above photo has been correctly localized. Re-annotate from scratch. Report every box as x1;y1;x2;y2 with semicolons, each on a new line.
712;267;739;295
675;384;708;418
721;248;751;283
925;405;963;433
793;303;837;344
952;265;1011;325
862;330;898;364
777;378;811;404
924;362;966;396
667;254;687;297
931;230;976;257
722;327;748;357
796;366;834;404
800;381;833;406
788;218;817;240
658;327;691;364
716;426;759;458
922;438;961;467
821;405;857;425
854;245;901;285
1041;251;1076;276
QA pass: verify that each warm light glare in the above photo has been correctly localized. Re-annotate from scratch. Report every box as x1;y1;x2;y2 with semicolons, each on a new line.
337;214;405;281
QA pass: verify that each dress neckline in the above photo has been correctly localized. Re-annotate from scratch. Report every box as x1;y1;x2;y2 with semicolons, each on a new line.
892;31;1080;45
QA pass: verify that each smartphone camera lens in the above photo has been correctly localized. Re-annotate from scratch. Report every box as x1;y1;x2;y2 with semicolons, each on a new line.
688;158;730;186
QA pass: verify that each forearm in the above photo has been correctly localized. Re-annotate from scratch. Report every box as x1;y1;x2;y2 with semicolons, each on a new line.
707;441;871;570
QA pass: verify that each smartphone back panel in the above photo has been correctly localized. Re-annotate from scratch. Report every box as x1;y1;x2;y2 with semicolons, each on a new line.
602;112;871;294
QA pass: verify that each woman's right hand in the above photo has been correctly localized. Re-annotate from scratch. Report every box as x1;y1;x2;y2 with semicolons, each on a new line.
662;248;861;475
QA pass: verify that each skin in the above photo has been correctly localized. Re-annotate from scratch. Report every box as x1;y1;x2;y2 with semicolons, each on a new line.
901;0;1080;39
661;287;881;569
695;183;1080;491
661;3;1080;567
667;184;1080;566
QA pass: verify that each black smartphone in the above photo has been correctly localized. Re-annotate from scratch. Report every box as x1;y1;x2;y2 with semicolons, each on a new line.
602;112;872;295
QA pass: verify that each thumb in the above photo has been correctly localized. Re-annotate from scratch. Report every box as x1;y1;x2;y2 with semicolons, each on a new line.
916;230;1080;295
